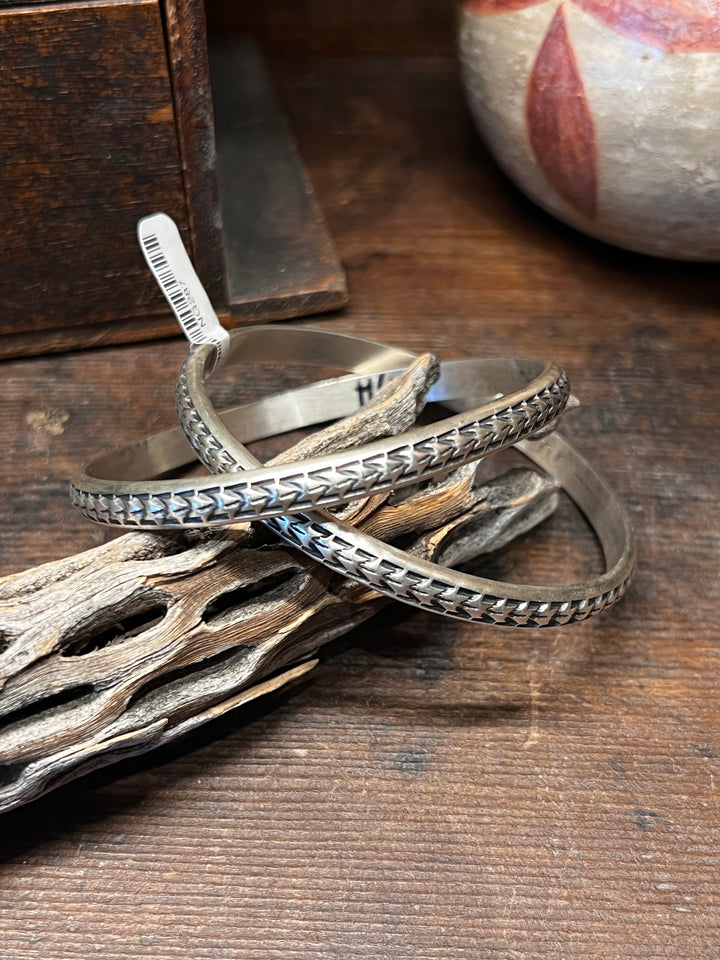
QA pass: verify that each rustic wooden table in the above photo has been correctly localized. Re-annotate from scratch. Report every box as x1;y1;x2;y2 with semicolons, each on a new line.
0;50;718;960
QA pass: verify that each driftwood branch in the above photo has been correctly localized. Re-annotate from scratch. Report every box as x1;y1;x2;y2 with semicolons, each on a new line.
0;358;559;813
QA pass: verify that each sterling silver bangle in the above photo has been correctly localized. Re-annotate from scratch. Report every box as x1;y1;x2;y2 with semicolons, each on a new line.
174;339;636;628
70;327;569;529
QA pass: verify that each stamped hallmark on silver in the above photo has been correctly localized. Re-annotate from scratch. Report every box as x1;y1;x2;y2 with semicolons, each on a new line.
355;373;387;407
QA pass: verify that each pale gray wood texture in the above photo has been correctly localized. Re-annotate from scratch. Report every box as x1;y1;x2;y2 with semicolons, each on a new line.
0;357;557;812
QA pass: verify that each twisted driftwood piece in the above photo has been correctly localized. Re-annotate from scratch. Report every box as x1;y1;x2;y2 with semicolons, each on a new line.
0;359;559;812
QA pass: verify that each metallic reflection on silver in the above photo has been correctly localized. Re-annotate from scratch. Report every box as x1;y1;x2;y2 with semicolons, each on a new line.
71;327;568;528
175;331;635;628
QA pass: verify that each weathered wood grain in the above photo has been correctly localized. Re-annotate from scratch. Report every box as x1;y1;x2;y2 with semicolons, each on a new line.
0;2;348;359
0;39;718;960
163;0;227;312
204;0;456;56
208;38;348;321
0;1;188;349
0;356;558;812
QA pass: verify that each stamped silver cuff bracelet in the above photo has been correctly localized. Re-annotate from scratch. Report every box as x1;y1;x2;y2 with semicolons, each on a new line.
171;336;635;627
70;326;569;528
70;213;635;627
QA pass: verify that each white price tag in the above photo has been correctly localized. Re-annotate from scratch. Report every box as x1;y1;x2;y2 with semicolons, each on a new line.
137;212;230;366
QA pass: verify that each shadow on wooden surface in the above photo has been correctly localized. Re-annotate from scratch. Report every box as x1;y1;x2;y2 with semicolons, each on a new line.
0;11;717;958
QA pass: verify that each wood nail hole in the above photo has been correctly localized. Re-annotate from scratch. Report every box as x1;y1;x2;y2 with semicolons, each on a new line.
202;569;299;625
125;644;251;711
0;685;95;734
61;603;168;657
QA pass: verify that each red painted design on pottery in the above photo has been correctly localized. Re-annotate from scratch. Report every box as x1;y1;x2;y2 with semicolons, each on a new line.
526;6;598;220
462;0;547;13
464;0;720;52
574;0;720;52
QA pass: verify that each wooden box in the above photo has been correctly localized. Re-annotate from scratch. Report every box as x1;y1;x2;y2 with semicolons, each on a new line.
0;0;345;359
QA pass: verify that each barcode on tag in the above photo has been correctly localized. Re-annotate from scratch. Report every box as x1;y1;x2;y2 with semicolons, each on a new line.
137;213;230;365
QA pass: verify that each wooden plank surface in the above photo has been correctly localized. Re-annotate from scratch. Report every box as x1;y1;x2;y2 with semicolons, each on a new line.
0;0;190;356
163;0;228;311
0;2;346;358
0;50;718;960
204;0;456;56
209;39;348;320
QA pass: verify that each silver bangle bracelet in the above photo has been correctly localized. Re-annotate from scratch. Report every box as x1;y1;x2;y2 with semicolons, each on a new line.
174;340;635;628
70;327;569;529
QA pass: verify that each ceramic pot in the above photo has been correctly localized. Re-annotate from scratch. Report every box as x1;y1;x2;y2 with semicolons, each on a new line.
458;1;720;259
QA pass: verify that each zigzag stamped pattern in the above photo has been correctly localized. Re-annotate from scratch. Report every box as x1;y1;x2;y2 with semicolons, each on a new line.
173;368;630;628
269;513;631;628
72;367;569;529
